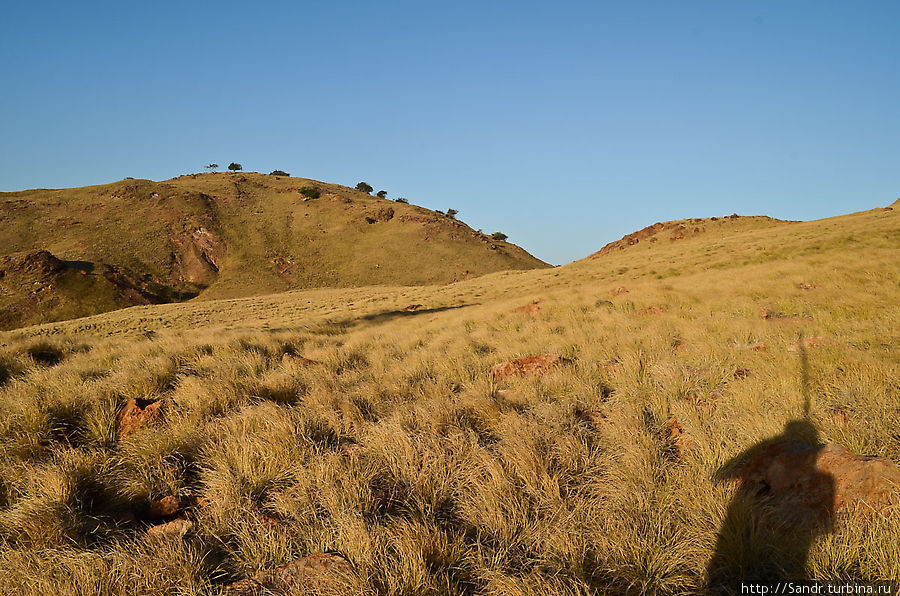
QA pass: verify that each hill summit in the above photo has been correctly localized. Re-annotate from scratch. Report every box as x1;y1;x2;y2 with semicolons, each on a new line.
0;172;548;329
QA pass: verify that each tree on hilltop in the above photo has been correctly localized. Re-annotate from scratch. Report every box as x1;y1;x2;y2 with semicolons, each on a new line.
376;190;387;199
205;163;219;172
356;182;373;194
446;208;458;219
228;163;243;172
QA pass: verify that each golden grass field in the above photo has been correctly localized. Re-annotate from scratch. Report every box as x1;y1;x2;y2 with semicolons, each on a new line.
0;201;897;594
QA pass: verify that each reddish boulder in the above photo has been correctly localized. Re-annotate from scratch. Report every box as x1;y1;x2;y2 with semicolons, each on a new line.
146;518;192;540
225;553;354;595
490;354;567;381
666;416;695;457
148;495;180;518
737;442;900;523
512;301;541;316
638;305;664;315
610;286;629;297
118;397;164;439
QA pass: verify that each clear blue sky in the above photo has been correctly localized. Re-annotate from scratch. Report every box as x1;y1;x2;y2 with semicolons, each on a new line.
2;1;898;264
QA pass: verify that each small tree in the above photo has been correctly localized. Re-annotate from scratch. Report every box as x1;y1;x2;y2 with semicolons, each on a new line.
376;190;387;199
446;208;458;219
395;197;409;204
228;163;243;172
356;182;373;194
491;232;508;241
270;169;289;176
205;163;219;172
299;186;321;199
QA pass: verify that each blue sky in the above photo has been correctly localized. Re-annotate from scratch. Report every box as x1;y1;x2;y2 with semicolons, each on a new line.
1;1;898;264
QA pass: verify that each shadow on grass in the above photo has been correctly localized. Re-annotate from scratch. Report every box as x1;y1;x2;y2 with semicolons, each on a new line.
706;334;835;593
273;304;478;335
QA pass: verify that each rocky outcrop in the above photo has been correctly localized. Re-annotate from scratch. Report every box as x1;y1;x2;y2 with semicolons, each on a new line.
735;442;900;523
118;397;164;439
490;354;568;381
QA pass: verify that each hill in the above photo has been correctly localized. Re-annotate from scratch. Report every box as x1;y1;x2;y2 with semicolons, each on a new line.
0;172;548;329
0;201;897;594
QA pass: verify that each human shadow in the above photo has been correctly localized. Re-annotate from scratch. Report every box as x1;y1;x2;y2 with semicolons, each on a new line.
705;336;836;593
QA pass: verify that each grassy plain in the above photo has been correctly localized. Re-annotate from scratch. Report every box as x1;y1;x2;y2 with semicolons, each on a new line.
0;202;897;594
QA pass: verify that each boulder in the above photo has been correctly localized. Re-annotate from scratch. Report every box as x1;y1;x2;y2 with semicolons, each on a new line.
118;397;164;439
512;301;541;316
225;553;354;595
666;416;694;457
490;354;567;381
737;442;900;523
148;495;180;518
146;518;192;540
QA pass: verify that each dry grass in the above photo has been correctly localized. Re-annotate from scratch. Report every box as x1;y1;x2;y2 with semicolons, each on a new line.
0;204;897;594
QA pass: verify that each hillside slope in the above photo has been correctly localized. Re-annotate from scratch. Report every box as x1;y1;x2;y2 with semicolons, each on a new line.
0;201;897;593
0;172;548;329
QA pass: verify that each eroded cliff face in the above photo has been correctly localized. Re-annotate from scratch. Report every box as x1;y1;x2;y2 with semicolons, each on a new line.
169;226;224;287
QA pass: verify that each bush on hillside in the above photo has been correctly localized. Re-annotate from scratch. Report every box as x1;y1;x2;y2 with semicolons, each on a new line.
395;197;409;204
356;182;373;194
376;190;387;199
446;208;458;219
491;232;508;241
364;216;377;224
299;187;321;199
228;163;243;172
270;170;290;176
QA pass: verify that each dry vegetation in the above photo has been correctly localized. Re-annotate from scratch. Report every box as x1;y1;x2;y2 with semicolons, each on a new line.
0;203;897;594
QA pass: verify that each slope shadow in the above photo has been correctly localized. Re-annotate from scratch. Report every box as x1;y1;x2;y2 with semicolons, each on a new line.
356;304;475;325
706;336;835;593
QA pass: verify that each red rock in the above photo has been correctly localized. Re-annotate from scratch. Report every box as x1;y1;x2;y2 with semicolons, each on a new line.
578;409;606;426
610;286;629;297
403;304;423;312
666;416;694;456
830;408;850;426
638;305;664;315
797;282;817;290
225;553;353;595
146;518;192;540
512;302;541;316
737;442;900;523
490;354;567;381
733;368;751;380
118;397;164;439
148;495;180;518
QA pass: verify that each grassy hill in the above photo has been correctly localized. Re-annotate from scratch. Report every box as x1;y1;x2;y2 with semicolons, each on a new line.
0;173;548;329
0;200;896;594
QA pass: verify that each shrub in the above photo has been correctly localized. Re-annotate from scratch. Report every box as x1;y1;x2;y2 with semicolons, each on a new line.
491;232;508;241
269;170;289;176
299;187;321;199
395;197;409;204
364;216;377;224
446;208;458;219
356;182;373;194
228;163;242;172
376;190;387;199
